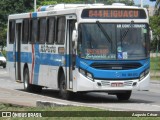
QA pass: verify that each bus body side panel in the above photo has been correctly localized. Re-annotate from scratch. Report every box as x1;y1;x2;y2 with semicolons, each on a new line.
21;44;65;89
37;65;58;89
137;73;150;91
7;49;15;81
7;19;15;81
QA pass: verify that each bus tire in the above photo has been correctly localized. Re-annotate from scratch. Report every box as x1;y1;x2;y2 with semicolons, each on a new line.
23;68;42;93
116;91;131;101
59;74;73;100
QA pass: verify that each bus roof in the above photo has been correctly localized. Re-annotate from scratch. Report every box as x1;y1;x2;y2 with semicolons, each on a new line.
8;3;148;20
37;3;142;12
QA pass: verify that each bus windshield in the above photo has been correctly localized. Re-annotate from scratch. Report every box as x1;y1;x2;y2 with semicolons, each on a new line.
78;23;150;60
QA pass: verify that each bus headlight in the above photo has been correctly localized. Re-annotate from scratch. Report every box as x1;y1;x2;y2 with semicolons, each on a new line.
79;68;94;81
139;72;145;81
139;68;150;81
144;68;149;75
79;68;86;75
86;72;94;81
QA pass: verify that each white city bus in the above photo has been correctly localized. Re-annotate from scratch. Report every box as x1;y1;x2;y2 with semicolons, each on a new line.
7;3;150;100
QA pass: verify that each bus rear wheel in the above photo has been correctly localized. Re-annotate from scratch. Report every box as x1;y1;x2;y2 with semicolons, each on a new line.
59;74;73;100
116;91;132;101
24;68;42;93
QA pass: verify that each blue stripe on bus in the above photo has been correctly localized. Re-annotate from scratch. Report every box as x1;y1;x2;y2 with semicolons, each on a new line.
7;51;70;67
33;44;40;84
32;12;37;18
7;51;150;80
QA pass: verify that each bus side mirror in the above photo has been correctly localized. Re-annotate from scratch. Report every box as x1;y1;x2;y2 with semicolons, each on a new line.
72;30;78;49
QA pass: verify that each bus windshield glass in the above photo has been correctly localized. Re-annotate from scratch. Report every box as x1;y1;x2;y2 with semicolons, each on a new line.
78;23;149;60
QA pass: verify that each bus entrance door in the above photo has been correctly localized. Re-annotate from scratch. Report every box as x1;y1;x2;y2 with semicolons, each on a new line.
15;20;22;82
66;16;77;91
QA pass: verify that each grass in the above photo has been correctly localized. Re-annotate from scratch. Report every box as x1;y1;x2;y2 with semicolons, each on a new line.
0;103;159;120
150;57;160;80
0;103;102;111
150;57;160;71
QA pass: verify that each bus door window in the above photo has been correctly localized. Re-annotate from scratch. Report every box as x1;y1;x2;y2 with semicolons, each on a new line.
22;19;29;44
15;21;22;81
69;20;76;69
57;16;66;44
9;20;15;44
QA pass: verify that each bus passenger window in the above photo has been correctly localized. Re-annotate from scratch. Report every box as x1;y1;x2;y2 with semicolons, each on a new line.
9;21;15;44
39;18;46;44
47;17;55;44
30;19;38;43
57;16;66;44
22;19;29;44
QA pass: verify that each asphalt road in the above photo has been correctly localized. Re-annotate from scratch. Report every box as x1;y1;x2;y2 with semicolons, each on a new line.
0;67;160;111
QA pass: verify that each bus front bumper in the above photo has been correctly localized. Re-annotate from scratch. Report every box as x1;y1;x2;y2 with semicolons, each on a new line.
75;73;150;92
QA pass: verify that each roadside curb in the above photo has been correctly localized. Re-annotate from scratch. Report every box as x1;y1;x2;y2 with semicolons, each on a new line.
36;100;74;107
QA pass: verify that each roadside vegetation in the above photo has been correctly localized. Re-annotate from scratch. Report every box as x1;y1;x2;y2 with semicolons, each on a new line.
150;56;160;80
1;50;6;57
0;103;102;111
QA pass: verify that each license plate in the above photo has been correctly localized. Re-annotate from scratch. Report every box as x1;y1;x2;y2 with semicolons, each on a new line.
111;82;123;87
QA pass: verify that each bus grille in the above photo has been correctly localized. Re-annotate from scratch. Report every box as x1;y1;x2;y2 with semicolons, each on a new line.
90;63;142;70
101;80;133;87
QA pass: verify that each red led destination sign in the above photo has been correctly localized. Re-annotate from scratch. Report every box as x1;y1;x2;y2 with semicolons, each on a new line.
81;9;146;19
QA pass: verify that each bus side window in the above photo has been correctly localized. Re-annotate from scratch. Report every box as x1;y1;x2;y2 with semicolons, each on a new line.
47;17;55;44
30;19;38;43
39;18;47;44
9;20;15;44
22;19;29;44
57;16;66;44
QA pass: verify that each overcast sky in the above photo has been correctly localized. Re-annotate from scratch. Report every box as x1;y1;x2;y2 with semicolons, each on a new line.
134;0;156;6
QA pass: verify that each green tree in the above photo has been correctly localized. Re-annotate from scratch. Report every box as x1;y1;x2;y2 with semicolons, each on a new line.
150;0;160;51
106;0;134;5
40;0;135;5
0;0;33;48
155;0;160;15
150;15;160;51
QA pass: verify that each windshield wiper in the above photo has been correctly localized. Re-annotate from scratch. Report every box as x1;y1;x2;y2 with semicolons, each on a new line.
96;21;112;43
121;20;134;41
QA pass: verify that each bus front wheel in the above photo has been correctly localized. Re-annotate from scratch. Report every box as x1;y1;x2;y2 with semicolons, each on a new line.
24;68;42;93
116;91;132;101
59;74;73;100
